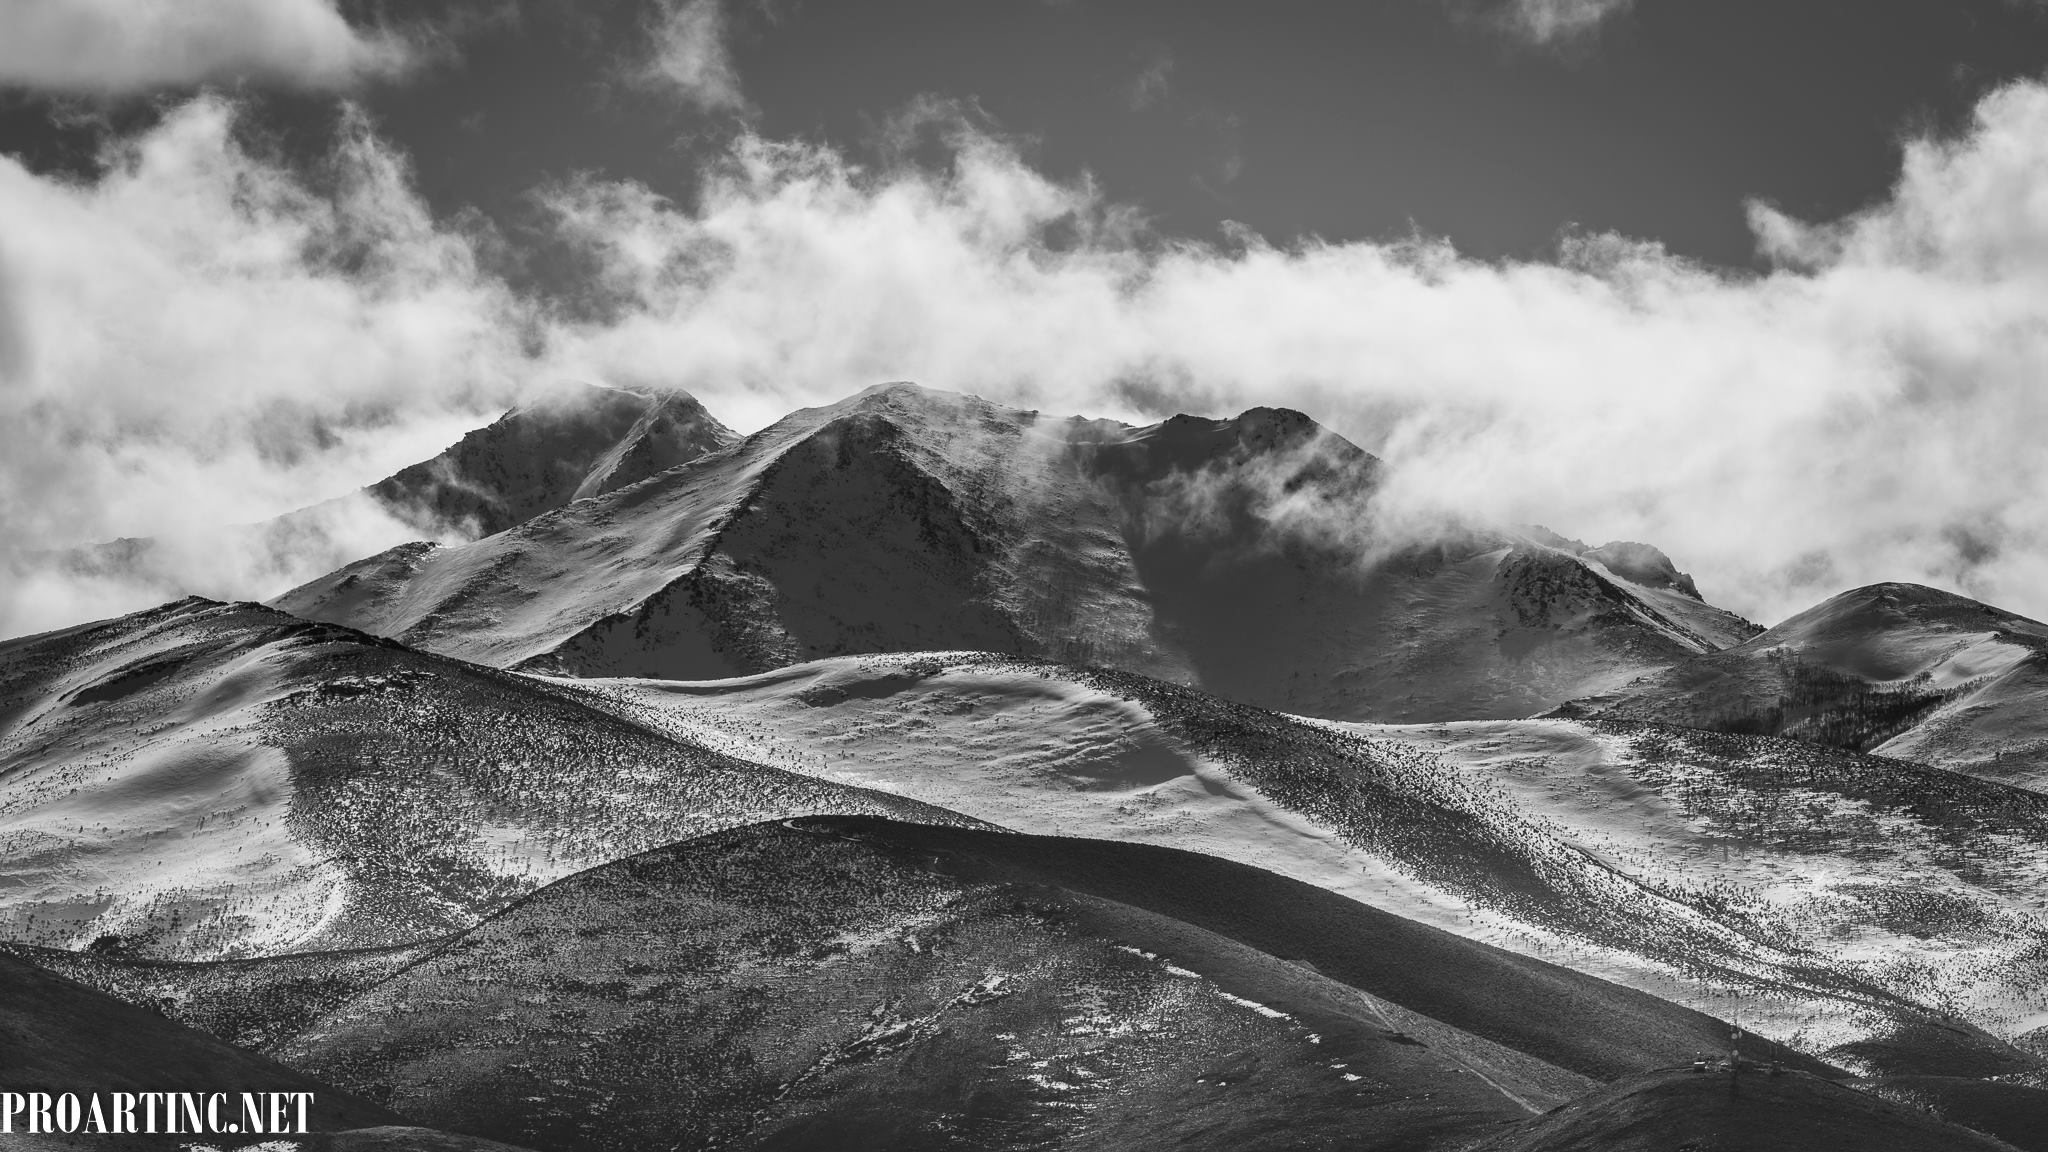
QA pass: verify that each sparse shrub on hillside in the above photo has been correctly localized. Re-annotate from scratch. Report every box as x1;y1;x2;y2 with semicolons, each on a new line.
1703;653;1977;752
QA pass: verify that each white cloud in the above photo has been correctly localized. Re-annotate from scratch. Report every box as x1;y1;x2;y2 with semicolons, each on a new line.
1483;0;1636;46
0;0;412;94
639;0;747;113
1128;46;1174;111
0;96;533;636
20;79;2048;640
534;79;2048;626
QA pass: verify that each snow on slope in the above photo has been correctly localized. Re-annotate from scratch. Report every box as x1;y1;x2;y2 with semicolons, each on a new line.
549;651;2043;1060
0;598;972;960
276;381;1757;722
1563;582;2048;790
1358;718;2048;1057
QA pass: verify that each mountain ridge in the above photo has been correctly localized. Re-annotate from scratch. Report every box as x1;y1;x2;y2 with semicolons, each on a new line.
274;381;1758;723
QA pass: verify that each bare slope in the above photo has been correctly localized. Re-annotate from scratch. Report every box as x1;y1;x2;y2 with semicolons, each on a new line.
1561;582;2048;790
275;382;1755;721
0;598;971;960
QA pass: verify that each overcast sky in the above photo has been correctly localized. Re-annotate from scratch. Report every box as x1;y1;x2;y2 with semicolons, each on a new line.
6;0;2048;634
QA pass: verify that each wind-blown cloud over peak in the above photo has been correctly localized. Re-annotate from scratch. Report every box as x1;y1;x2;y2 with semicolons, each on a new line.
0;0;414;94
0;94;528;633
16;77;2048;638
539;78;2048;626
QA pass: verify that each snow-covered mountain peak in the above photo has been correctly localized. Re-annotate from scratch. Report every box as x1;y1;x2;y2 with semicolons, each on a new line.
268;381;1757;722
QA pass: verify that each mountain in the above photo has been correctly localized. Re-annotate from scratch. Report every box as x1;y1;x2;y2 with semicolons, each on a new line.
15;589;2048;1083
273;382;1756;722
0;597;973;960
11;380;2033;1149
1556;582;2048;790
25;817;1850;1152
34;383;736;618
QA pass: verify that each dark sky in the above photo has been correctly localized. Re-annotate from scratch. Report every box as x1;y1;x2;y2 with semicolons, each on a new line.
8;0;2048;271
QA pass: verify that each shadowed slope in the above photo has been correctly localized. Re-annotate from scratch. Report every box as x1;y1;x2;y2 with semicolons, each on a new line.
0;949;401;1141
1475;1067;2012;1152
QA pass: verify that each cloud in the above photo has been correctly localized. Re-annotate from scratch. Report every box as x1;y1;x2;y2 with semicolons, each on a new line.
530;78;2048;626
638;0;747;113
21;77;2048;640
0;95;533;636
1128;46;1174;111
0;0;413;94
1474;0;1636;46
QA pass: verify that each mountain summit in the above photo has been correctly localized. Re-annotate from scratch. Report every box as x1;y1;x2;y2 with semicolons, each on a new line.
276;382;1755;721
364;382;739;539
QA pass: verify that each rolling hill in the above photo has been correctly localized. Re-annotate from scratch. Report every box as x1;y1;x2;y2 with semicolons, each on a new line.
24;817;1862;1152
1559;582;2048;791
553;650;2048;1070
0;597;972;961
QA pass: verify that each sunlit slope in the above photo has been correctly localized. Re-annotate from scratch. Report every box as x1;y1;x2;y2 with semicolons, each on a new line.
1565;582;2048;790
276;382;1755;722
552;651;2048;1062
0;598;973;960
1361;717;2048;1065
